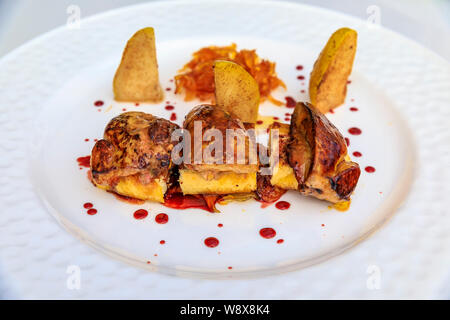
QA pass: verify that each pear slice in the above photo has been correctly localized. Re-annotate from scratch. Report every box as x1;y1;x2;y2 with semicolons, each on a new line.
113;27;163;103
214;60;260;123
309;28;357;113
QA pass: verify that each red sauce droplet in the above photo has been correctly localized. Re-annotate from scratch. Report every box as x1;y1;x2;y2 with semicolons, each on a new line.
165;105;175;111
122;108;127;111
87;208;97;215
228;266;233;270
300;89;305;93
365;166;376;173
155;213;168;224
297;75;305;80
260;228;276;239
345;137;350;146
146;261;151;264
165;87;171;91
273;116;279;120
296;65;303;70
133;209;148;220
256;120;263;125
84;138;89;142
83;202;93;209
347;80;352;84
351;98;355;102
275;201;290;210
135;103;140;106
169;79;174;82
160;240;166;245
321;224;325;227
204;237;219;248
348;127;362;135
77;156;91;168
284;118;290;122
350;107;358;112
277;239;284;244
353;151;362;157
329;109;335;114
94;100;104;107
218;223;223;228
170;112;177;121
94;139;98;142
285;96;296;108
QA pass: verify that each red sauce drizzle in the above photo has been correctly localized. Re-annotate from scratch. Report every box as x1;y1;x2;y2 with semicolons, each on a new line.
296;65;303;70
165;105;175;111
350;107;358;112
204;237;219;248
87;208;97;215
133;209;148;220
164;192;220;213
170;112;177;121
277;239;284;244
275;201;290;210
83;202;93;209
348;127;362;135
77;156;91;168
352;151;362;157
285;96;296;108
297;75;305;80
155;213;169;224
260;228;276;239
94;100;104;107
365;166;376;173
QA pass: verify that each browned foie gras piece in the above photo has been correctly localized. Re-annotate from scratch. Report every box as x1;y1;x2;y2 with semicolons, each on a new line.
179;104;258;195
90;111;179;202
269;102;360;203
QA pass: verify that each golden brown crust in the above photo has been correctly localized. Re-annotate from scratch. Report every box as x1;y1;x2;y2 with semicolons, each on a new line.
288;102;360;202
91;111;179;189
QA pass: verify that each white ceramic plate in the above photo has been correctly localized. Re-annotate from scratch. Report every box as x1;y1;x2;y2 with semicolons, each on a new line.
0;0;449;299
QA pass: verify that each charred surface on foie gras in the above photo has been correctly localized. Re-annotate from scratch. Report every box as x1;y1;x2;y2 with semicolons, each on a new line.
288;102;360;203
256;144;286;203
179;105;258;195
90;111;180;202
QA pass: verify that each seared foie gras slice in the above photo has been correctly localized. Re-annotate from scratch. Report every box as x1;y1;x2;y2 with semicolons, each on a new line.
269;102;360;203
179;105;258;195
90;112;179;202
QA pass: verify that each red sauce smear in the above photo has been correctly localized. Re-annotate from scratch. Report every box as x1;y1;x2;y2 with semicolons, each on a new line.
285;96;296;108
277;239;284;244
83;202;93;209
365;166;376;173
204;237;219;248
348;127;362;135
155;213;169;224
77;156;91;168
275;201;290;210
260;228;276;239
345;137;350;146
296;65;303;70
164;191;220;213
87;208;97;215
170;112;177;121
165;105;175;111
297;75;305;80
353;151;362;157
350;107;358;112
133;209;148;220
94;100;104;107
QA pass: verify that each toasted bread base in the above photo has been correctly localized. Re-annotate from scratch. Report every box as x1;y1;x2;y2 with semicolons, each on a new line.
179;169;257;195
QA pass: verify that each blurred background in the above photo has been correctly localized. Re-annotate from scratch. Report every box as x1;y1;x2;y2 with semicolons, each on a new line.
0;0;449;61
